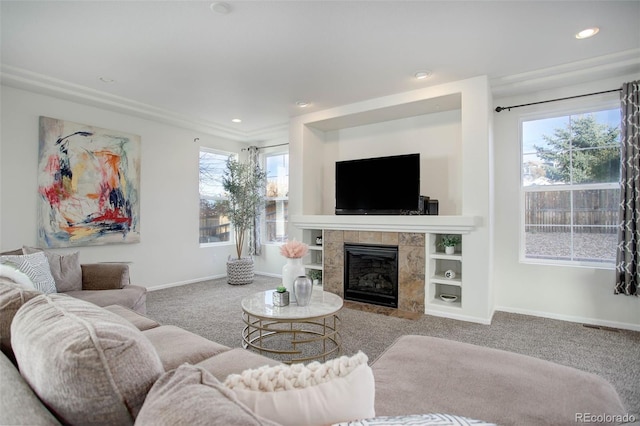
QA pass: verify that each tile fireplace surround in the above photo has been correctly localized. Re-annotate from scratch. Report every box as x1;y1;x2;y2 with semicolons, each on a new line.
323;230;425;313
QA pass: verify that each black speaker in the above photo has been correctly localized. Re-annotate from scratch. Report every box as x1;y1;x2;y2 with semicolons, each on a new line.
427;199;439;215
418;195;429;215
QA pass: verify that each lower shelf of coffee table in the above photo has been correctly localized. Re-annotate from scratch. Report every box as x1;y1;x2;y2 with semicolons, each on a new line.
242;312;341;364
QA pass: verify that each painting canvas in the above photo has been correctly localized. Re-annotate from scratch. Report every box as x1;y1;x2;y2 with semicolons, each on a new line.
38;116;141;247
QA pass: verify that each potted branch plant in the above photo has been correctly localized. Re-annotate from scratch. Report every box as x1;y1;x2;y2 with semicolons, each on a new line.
220;156;266;285
439;235;461;255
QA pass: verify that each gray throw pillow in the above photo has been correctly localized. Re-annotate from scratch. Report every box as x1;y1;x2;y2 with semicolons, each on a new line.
22;247;82;292
0;279;41;358
11;294;164;426
135;364;279;426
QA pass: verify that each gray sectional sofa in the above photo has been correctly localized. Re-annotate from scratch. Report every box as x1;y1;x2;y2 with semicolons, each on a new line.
0;275;630;426
1;247;147;313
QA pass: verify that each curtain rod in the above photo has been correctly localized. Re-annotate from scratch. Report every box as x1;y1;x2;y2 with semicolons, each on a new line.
242;142;289;151
494;88;621;113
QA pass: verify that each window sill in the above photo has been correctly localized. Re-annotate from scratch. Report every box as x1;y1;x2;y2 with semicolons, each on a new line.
199;241;234;248
520;257;615;270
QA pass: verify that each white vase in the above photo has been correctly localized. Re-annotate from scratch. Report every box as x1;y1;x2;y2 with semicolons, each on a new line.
445;246;455;255
282;258;305;302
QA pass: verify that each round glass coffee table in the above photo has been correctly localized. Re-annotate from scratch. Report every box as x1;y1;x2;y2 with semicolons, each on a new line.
241;289;342;364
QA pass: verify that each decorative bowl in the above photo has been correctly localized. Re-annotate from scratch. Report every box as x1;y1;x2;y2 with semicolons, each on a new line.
440;294;458;303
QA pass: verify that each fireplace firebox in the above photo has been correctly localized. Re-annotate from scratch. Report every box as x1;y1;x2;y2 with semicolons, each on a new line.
344;243;398;308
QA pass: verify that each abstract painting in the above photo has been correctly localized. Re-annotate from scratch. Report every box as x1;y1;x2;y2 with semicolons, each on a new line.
38;116;141;247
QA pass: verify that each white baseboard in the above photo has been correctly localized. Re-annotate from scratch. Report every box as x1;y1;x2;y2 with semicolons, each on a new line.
494;305;640;332
147;274;226;291
147;272;281;292
255;271;282;279
425;310;492;325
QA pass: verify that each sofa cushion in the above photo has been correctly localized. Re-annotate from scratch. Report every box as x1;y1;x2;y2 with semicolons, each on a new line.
0;252;56;294
103;304;160;331
22;247;82;292
197;348;281;381
0;279;42;359
11;294;164;426
143;325;230;371
371;335;627;425
81;263;130;290
0;350;62;426
135;364;280;426
65;284;147;313
0;249;23;256
224;351;375;426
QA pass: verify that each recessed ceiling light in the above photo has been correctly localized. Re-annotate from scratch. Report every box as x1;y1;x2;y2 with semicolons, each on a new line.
210;2;231;14
98;77;115;83
575;27;599;39
414;70;432;80
296;101;310;108
231;118;242;123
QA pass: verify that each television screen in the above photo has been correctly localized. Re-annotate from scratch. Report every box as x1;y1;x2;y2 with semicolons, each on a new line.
335;153;420;215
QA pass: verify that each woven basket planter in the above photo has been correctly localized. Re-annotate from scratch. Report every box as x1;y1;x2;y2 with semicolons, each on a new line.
227;257;254;285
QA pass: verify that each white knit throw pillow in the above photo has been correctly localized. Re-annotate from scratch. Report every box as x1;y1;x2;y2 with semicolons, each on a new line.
224;352;375;426
225;351;368;391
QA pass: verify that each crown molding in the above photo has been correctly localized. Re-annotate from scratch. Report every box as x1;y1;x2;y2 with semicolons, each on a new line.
490;49;640;98
4;50;638;141
0;65;289;143
244;123;289;142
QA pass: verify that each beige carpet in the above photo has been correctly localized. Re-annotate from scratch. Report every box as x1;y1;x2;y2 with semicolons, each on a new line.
146;274;640;418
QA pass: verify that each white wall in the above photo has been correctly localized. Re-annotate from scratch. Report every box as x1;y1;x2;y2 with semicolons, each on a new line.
492;73;640;330
0;85;245;289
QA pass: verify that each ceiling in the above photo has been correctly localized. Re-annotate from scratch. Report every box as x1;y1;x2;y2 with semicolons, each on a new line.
2;1;639;141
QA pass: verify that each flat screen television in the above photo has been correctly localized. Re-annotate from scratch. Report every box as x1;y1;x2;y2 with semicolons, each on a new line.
335;153;420;215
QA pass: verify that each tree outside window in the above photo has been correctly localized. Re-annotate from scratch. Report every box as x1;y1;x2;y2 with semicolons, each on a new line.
521;109;620;266
199;149;234;244
264;152;289;243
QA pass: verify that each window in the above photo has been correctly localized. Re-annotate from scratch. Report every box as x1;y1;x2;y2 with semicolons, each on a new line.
521;108;620;267
199;149;234;245
264;152;289;243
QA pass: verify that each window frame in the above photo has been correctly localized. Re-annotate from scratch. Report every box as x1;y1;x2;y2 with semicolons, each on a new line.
518;101;620;269
199;147;236;248
261;149;289;245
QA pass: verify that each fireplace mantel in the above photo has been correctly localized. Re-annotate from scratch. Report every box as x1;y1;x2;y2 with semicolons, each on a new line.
291;214;479;234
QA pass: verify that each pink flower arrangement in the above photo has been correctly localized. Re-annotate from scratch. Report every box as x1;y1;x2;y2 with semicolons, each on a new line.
279;240;309;259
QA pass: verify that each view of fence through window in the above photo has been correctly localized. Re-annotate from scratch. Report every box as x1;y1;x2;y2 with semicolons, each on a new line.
199;150;232;244
521;108;620;265
265;153;289;243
